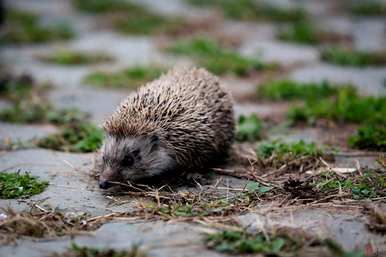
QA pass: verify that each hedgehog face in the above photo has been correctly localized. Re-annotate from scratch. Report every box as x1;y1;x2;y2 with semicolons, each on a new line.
99;134;175;189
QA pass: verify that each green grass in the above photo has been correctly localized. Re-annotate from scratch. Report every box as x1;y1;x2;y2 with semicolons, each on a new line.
236;114;263;142
277;22;319;45
348;125;386;151
83;66;165;89
0;172;48;199
187;0;307;22
73;0;144;13
314;169;385;200
73;0;184;35
350;1;386;16
321;47;386;67
256;140;323;159
206;229;367;256
39;50;114;65
256;80;355;101
37;122;103;153
287;90;386;126
56;243;147;257
167;38;276;76
0;103;89;125
206;230;302;255
54;243;147;257
0;9;74;45
114;12;183;36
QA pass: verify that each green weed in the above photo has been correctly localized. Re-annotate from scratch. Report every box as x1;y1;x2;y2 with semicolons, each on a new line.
84;66;165;89
321;47;386;67
287;90;386;126
187;0;307;22
257;80;354;101
278;22;318;44
348;125;386;151
0;172;48;199
350;1;386;16
39;50;113;65
206;230;302;255
54;243;147;257
0;9;74;45
256;140;323;159
236;114;263;142
167;37;276;76
314;169;385;200
37;122;103;153
0;103;88;125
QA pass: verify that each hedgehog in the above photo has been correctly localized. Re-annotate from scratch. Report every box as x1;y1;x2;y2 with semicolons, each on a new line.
98;67;235;189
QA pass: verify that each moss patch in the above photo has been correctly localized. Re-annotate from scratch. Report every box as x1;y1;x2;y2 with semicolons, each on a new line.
0;172;48;199
348;125;386;152
84;66;165;89
54;243;148;257
37;122;103;153
0;9;74;45
314;169;385;200
257;80;354;101
321;47;386;67
166;37;276;76
187;0;307;22
236;114;263;142
39;50;114;65
350;1;386;16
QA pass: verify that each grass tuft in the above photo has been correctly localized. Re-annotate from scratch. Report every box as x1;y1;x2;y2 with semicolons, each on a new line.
187;0;307;22
84;66;165;89
37;122;103;153
0;103;89;125
0;9;74;45
314;169;385;200
348;125;386;152
257;80;355;101
350;1;386;16
0;172;48;199
39;50;114;65
54;243;148;257
256;140;323;159
236;114;263;142
166;37;276;76
321;47;386;67
287;90;386;126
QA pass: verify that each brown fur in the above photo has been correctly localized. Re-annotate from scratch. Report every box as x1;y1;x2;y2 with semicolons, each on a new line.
103;67;235;170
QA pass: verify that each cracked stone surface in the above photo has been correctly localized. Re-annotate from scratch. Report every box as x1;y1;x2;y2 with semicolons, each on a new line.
1;0;386;256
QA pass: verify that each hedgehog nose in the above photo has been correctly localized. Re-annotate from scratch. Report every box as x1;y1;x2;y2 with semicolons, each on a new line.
99;180;111;189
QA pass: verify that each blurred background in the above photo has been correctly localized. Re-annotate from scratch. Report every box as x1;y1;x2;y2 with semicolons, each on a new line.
0;1;385;256
0;0;385;152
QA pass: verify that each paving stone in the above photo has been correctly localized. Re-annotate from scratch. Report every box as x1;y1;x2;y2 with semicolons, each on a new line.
237;207;386;253
290;63;386;96
0;149;135;215
0;122;57;143
0;221;226;257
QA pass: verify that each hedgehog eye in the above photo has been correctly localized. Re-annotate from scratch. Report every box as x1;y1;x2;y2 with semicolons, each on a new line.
122;155;134;167
132;149;140;157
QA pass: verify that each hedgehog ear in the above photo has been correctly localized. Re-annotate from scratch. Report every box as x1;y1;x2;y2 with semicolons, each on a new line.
149;134;160;151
